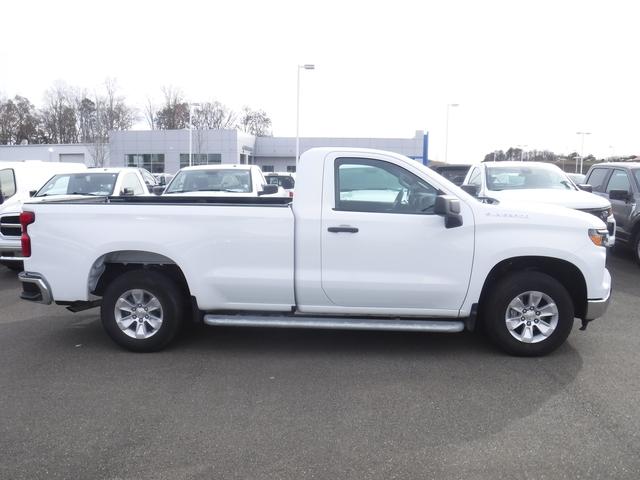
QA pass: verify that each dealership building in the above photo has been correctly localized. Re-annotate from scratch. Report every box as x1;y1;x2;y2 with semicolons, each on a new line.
0;129;429;173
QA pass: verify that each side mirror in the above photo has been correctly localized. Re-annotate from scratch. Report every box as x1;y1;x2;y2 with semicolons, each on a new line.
577;184;593;193
259;184;279;196
460;184;479;196
121;187;134;196
434;195;463;229
152;185;165;196
609;189;631;202
29;190;37;197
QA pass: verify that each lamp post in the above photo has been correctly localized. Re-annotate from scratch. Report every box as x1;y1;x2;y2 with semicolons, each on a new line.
188;103;201;167
517;144;528;161
576;131;591;174
444;103;459;163
296;64;315;168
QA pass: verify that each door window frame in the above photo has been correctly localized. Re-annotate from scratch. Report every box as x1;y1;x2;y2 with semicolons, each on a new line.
333;157;441;215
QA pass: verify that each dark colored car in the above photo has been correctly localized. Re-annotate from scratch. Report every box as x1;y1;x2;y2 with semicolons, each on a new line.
432;165;472;186
585;162;640;264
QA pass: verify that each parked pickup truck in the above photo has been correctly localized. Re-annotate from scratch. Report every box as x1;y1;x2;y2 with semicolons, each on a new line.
18;148;611;356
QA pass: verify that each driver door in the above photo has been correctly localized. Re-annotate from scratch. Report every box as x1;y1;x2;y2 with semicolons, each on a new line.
320;155;474;315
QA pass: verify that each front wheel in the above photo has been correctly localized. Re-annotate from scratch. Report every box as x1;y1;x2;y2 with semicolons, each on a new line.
101;270;184;352
483;272;574;356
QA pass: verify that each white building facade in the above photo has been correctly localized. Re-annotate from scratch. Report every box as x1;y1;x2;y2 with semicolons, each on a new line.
0;129;429;173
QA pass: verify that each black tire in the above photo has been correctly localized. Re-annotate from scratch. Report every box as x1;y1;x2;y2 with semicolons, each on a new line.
101;270;185;352
482;271;574;357
1;261;23;272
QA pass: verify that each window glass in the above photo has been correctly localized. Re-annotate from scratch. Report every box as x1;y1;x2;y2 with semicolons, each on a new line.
126;154;165;173
0;169;17;202
265;175;295;189
166;169;252;194
262;165;275;173
485;166;574;190
606;169;631;193
36;173;118;196
336;158;438;214
468;168;481;186
179;153;222;168
121;174;145;195
286;166;296;173
585;168;609;192
139;169;157;186
633;170;640;190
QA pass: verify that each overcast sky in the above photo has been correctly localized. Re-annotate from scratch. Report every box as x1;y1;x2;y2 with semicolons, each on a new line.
1;0;638;163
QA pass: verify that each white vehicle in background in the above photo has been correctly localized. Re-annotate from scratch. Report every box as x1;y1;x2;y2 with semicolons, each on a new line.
461;161;616;244
0;161;87;270
163;164;284;197
264;172;296;197
1;167;151;272
35;168;152;199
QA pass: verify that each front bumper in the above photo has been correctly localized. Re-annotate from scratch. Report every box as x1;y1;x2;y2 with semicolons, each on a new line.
18;272;53;305
585;286;611;320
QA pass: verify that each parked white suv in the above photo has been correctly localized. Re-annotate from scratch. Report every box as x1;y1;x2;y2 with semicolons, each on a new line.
0;161;87;270
462;161;616;243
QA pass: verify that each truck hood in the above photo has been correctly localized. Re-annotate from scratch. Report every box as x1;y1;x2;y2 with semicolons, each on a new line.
486;188;610;210
479;199;607;230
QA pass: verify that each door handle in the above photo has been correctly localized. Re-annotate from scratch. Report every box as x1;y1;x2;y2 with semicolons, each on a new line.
328;226;359;233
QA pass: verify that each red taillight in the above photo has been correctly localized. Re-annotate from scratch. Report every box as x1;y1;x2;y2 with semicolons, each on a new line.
289;191;294;198
20;211;35;257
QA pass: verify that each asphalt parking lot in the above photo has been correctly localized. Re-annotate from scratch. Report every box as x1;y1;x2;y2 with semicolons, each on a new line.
1;252;639;480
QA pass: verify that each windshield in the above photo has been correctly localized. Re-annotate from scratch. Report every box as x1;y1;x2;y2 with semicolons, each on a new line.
36;173;119;196
486;166;576;191
0;169;17;203
166;169;253;193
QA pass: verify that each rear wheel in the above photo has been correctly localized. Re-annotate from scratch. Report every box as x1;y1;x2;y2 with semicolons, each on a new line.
101;270;185;352
483;272;574;356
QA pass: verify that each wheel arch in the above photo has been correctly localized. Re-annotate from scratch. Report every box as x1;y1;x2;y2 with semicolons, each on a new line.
478;256;588;320
88;250;192;300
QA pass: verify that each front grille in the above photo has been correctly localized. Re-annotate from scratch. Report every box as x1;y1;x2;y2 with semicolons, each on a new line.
578;208;610;224
0;215;21;237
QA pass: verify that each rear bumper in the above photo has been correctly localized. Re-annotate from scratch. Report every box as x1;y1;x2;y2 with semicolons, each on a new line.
0;239;23;262
18;272;52;305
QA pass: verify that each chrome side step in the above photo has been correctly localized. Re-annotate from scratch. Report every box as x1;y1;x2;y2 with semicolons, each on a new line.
203;314;465;333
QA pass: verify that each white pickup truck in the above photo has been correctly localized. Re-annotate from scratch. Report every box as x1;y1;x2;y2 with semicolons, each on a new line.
18;148;611;356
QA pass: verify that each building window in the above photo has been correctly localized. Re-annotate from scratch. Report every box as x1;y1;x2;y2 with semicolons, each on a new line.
126;154;165;173
261;165;275;173
286;166;296;173
180;153;222;168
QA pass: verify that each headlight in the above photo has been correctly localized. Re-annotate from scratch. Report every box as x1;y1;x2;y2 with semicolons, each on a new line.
589;228;609;247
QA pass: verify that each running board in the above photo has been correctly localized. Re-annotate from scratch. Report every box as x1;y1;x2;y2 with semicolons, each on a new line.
203;314;465;333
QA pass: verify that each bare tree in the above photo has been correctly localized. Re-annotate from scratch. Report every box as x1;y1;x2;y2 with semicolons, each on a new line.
192;101;236;130
238;106;272;136
144;98;157;130
40;82;79;143
155;86;189;129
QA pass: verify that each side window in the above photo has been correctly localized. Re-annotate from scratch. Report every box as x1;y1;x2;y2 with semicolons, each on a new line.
585;168;609;192
121;174;145;195
606;169;631;194
467;168;482;186
335;158;439;214
0;169;17;201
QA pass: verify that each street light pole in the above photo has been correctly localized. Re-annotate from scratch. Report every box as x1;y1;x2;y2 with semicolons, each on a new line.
444;103;459;163
517;144;528;161
576;131;591;174
296;64;315;169
188;103;201;167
